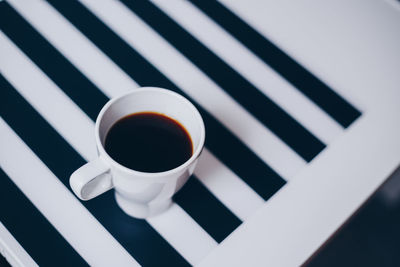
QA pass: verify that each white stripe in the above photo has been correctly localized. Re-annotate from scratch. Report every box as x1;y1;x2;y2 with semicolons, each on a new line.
217;0;365;111
8;0;267;221
0;119;139;267
0;32;95;162
195;149;264;221
151;0;343;145
0;222;38;267
78;0;306;180
147;204;217;265
0;33;216;264
7;0;139;99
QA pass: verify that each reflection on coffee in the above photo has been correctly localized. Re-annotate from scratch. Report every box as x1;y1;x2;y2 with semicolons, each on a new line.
105;112;193;172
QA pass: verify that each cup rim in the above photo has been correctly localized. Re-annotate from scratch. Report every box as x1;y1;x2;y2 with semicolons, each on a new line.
95;87;206;177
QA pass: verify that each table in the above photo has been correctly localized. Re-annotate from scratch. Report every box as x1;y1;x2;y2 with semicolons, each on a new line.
1;0;399;266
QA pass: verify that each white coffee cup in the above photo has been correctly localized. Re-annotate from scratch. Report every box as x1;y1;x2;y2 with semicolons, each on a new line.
70;87;205;218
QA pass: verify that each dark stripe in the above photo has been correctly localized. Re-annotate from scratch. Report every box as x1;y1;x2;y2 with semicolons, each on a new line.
119;0;325;162
0;2;107;121
189;0;362;128
0;74;189;266
0;254;11;267
1;2;243;243
0;168;88;266
45;0;286;200
174;177;242;243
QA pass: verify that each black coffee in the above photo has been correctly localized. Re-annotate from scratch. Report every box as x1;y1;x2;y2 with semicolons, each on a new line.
105;112;193;172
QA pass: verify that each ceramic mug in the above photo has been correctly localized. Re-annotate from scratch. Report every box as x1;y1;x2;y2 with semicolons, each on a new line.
70;87;205;218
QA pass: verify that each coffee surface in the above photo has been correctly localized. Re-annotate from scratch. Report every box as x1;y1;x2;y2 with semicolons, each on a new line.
105;112;193;172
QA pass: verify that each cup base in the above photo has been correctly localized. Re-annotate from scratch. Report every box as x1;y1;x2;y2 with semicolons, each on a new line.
115;192;172;219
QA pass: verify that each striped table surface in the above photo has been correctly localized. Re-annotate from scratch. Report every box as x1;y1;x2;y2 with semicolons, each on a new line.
1;0;399;266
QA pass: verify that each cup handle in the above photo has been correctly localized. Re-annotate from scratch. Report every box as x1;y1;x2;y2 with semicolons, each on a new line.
70;157;113;200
